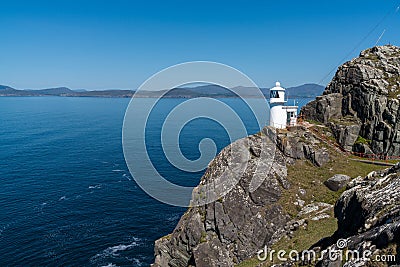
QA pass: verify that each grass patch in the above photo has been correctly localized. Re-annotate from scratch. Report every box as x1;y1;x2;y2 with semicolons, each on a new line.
274;215;337;253
235;130;393;267
236;257;262;267
388;89;400;99
355;135;372;145
236;148;389;267
281;151;387;215
236;217;337;267
200;231;207;243
387;75;400;87
348;155;400;164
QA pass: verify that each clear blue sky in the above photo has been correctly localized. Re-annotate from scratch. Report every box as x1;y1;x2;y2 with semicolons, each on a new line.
0;0;399;90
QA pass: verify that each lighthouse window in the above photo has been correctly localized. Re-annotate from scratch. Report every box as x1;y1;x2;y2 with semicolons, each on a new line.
270;90;280;98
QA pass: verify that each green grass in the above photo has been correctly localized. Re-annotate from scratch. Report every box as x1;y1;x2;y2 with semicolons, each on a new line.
275;216;337;251
235;121;396;266
387;76;400;86
348;155;399;165
237;216;337;266
355;135;372;145
200;231;207;243
236;144;390;267
282;151;387;215
236;257;262;267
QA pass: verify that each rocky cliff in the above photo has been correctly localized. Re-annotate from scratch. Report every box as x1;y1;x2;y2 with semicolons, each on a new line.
152;126;335;267
153;45;400;267
302;45;400;156
153;124;400;266
152;130;287;267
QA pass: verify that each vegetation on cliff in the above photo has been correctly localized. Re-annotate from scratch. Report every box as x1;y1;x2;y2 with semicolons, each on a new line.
152;45;400;267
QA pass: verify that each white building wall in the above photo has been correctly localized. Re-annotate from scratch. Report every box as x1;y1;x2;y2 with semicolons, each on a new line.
270;105;287;129
287;108;298;126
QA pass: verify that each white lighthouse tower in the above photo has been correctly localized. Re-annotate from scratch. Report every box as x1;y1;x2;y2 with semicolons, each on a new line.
269;81;298;129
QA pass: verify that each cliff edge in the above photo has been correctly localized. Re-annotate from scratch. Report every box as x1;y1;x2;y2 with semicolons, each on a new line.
153;45;400;267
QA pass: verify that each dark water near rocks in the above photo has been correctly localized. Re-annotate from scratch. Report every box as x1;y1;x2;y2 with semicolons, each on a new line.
0;97;311;266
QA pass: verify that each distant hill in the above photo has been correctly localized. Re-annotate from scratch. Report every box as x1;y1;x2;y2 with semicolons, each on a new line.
0;85;135;97
25;87;75;95
77;90;134;97
0;85;16;91
0;85;18;95
285;83;325;98
0;85;13;90
0;83;324;98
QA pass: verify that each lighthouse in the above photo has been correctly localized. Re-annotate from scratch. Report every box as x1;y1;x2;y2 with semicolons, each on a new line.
269;81;298;129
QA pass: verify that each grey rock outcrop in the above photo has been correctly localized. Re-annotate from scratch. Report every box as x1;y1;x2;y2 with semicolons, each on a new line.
324;174;350;191
301;93;343;124
353;142;374;156
152;131;291;267
275;126;329;167
328;118;361;151
301;45;400;156
152;126;331;267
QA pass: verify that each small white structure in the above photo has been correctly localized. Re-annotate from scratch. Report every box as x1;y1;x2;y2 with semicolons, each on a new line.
269;81;298;129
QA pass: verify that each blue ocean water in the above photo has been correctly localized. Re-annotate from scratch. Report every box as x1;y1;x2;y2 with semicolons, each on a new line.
0;97;312;266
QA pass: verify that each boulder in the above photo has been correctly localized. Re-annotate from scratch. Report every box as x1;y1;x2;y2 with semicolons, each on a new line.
303;145;330;167
324;174;350;191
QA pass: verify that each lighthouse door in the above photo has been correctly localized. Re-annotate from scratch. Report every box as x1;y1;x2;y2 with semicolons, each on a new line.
287;111;293;126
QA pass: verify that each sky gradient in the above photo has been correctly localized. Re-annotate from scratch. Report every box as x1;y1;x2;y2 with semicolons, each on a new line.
1;0;399;90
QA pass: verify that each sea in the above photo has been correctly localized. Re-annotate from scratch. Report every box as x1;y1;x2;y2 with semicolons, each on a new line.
0;97;312;266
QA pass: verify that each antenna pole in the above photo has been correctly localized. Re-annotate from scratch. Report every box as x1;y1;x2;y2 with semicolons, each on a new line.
375;29;386;46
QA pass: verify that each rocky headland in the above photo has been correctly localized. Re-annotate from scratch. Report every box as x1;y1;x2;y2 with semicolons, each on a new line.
302;45;400;156
152;45;400;267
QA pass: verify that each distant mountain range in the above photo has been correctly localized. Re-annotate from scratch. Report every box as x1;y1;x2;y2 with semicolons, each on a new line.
0;83;324;98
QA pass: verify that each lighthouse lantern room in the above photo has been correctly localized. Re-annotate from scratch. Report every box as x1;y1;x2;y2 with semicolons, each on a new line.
269;82;298;129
